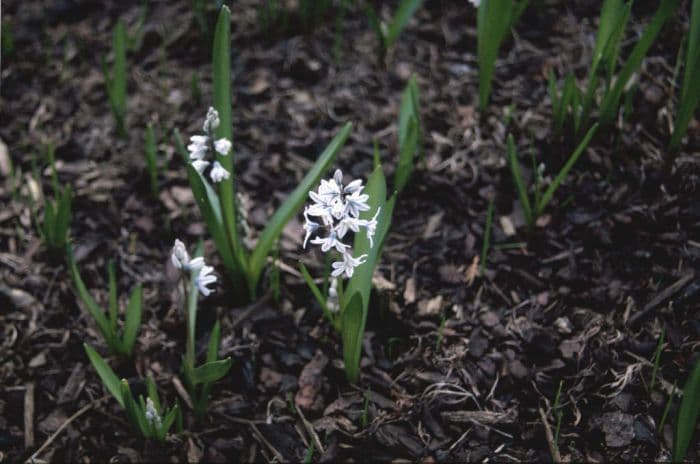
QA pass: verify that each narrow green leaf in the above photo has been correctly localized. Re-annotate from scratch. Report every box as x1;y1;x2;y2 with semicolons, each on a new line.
53;187;72;248
506;135;532;226
159;404;179;440
673;358;700;462
108;260;118;332
398;75;420;150
394;117;418;194
212;5;245;270
206;320;222;364
480;198;495;274
122;380;149;436
670;0;700;152
145;123;158;197
385;0;423;49
341;292;364;383
366;5;386;58
146;376;160;412
248;122;352;290
69;249;114;350
122;283;142;356
299;263;333;325
538;123;598;215
84;344;124;407
599;0;679;126
191;358;232;385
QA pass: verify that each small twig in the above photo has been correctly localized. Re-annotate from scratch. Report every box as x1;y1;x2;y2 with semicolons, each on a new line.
27;396;107;463
230;293;272;331
539;407;561;464
217;412;286;462
24;383;35;449
296;406;324;455
172;376;194;410
628;271;695;325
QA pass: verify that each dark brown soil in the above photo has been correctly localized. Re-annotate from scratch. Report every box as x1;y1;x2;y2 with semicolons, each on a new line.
1;0;699;462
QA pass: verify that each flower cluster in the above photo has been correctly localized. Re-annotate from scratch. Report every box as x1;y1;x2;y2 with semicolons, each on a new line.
144;398;162;429
187;107;232;183
303;169;380;279
171;239;217;296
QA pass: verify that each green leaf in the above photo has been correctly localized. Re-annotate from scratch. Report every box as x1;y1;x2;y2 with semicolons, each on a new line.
670;0;700;152
122;283;142;356
108;260;118;332
206;320;222;364
191;358;232;385
212;5;245;272
385;0;423;49
84;344;124;407
174;130;241;277
69;248;114;351
341;292;364;383
398;75;420;151
146;376;160;412
394;117;418;194
248;122;352;291
599;0;679;126
145;123;158;197
478;0;526;112
299;263;334;326
121;380;149;436
537;123;598;215
54;187;72;248
109;20;127;135
506;135;532;226
673;358;700;462
365;5;386;58
159;404;179;440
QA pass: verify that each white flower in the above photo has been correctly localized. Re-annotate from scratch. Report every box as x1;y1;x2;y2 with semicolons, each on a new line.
302;207;319;248
188;135;209;160
331;253;367;278
214;138;231;155
195;265;217;296
468;0;480;7
327;278;339;313
336;215;363;239
191;159;210;174
310;230;348;254
203;107;220;133
171;239;205;272
303;168;380;279
359;207;381;248
210;161;230;183
344;190;370;218
145;398;162;428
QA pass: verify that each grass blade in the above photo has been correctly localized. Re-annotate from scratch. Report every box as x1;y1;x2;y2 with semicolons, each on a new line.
341;292;364;383
394;117;418;194
669;0;700;152
122;284;142;356
480;197;495;274
299;263;334;326
385;0;423;49
84;344;124;407
538;123;598;215
68;248;113;349
248;122;352;292
506;134;532;226
206;320;222;364
145;123;158;197
599;0;679;126
673;358;700;461
108;260;118;333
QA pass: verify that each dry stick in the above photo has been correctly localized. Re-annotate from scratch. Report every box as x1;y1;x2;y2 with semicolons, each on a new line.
218;413;286;462
27;396;108;463
296;406;325;455
628;271;695;325
539;407;561;464
24;383;34;449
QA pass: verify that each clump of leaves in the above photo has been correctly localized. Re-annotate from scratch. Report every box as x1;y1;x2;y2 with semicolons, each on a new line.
34;145;72;261
84;344;180;441
68;247;142;359
367;0;423;64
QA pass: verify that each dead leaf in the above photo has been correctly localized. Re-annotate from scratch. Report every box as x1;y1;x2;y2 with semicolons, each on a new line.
465;256;479;286
499;216;516;237
423;212;444;239
295;350;328;412
417;295;443;316
403;277;416;304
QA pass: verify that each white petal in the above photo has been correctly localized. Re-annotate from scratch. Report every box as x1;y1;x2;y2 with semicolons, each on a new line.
191;159;210;174
214;138;231;155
